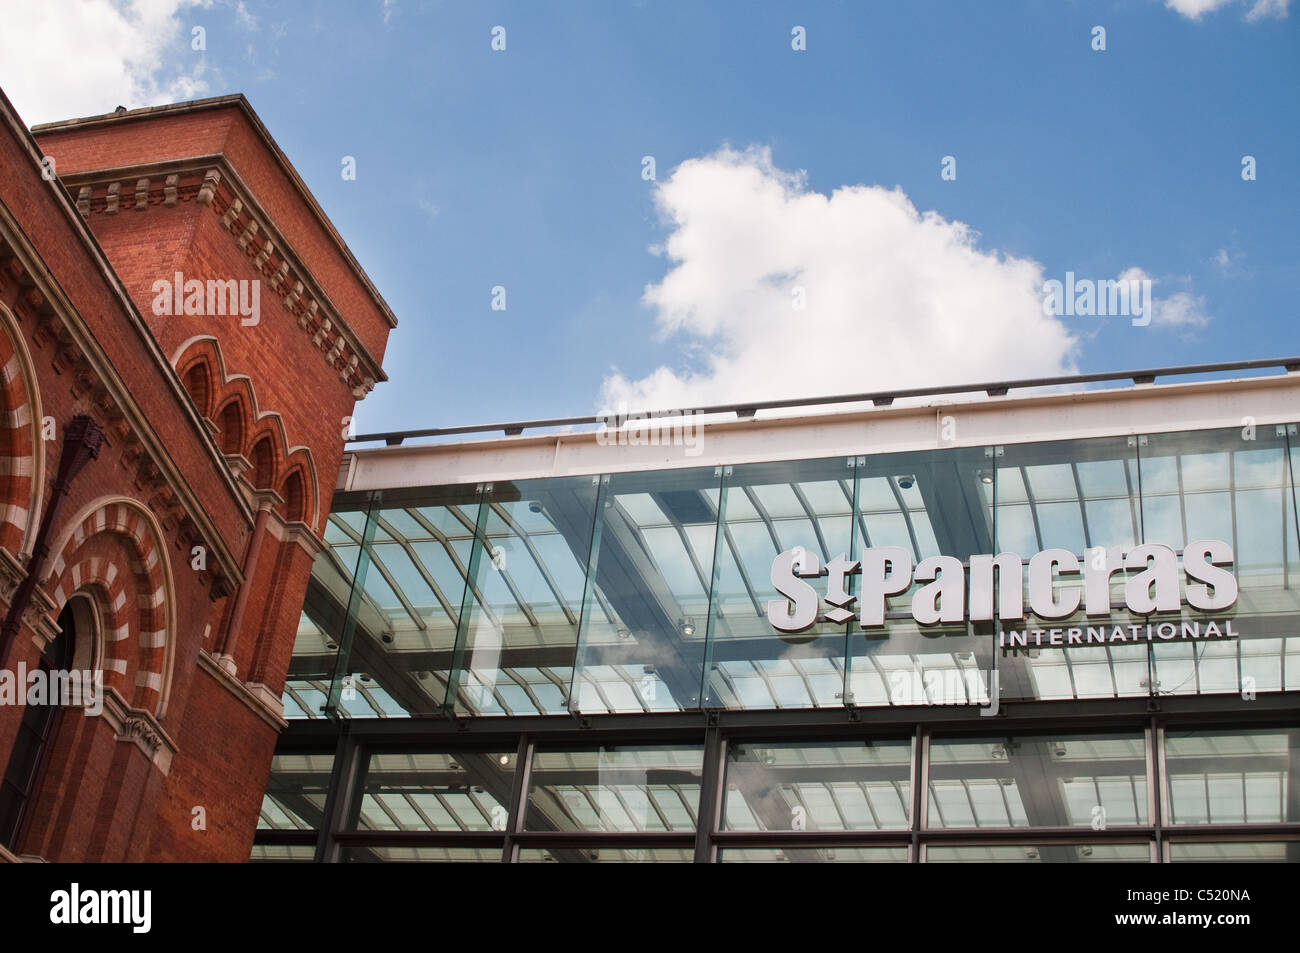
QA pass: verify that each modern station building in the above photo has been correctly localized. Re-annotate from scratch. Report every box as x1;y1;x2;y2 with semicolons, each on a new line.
258;362;1300;863
0;83;1294;866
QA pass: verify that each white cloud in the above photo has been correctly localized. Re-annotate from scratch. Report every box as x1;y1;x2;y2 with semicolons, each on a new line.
1153;291;1212;326
1166;0;1236;18
600;147;1078;413
1245;0;1290;19
233;1;257;30
1120;267;1212;327
0;0;214;126
1164;0;1290;19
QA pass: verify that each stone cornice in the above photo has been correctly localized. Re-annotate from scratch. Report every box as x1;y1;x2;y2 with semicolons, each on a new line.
31;94;399;333
197;648;288;731
59;157;385;400
264;509;327;559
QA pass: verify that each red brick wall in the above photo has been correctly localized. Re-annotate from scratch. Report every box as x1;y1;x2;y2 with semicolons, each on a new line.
0;90;390;862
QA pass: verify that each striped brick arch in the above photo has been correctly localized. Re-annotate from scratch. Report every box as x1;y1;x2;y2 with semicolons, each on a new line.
43;498;175;718
0;302;43;557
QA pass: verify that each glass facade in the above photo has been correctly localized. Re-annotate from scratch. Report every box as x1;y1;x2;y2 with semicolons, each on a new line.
260;421;1300;861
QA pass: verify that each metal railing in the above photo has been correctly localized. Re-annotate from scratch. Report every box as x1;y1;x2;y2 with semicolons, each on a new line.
348;355;1300;447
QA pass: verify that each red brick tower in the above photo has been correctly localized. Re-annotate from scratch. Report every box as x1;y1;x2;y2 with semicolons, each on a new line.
0;90;393;861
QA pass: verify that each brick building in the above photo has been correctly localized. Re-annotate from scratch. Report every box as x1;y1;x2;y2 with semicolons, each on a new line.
0;87;394;862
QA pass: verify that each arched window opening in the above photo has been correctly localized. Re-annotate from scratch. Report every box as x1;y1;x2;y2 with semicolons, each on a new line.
281;470;305;523
0;599;79;851
218;402;243;455
182;362;211;418
250;437;274;489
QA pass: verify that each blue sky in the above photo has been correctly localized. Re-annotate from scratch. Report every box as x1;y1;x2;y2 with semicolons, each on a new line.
3;0;1297;434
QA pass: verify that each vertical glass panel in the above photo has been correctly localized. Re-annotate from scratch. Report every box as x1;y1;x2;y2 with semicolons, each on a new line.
995;436;1145;702
1163;728;1297;825
924;843;1149;863
1167;841;1298;862
926;733;1148;828
524;745;703;832
705;457;855;710
282;608;337;719
573;468;721;713
518;847;693;863
287;536;369;719
720;846;907;863
332;487;481;717
350;752;516;832
722;739;912;830
451;477;599;716
845;447;995;709
1141;427;1300;698
259;752;335;831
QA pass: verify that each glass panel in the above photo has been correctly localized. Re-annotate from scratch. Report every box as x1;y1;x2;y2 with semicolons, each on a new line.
451;477;599;716
524;745;703;832
995;436;1145;703
705;457;855;710
351;752;516;832
518;847;692;863
1167;841;1298;862
329;487;481;717
723;740;911;831
1163;728;1297;825
846;447;996;709
250;844;318;862
720;846;907;863
258;752;335;831
573;468;721;713
282;610;333;719
926;732;1148;828
285;541;365;719
342;846;502;862
1141;428;1300;698
924;843;1149;863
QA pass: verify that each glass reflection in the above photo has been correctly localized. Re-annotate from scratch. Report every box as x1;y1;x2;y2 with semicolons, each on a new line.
259;752;335;831
720;846;907;862
995;437;1144;703
342;846;501;862
518;847;692;863
1167;841;1297;862
924;843;1149;863
927;733;1149;828
1142;428;1300;698
573;468;721;713
451;477;598;716
1163;728;1297;825
845;447;995;708
524;745;703;832
723;740;911;831
705;458;855;709
350;752;516;832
